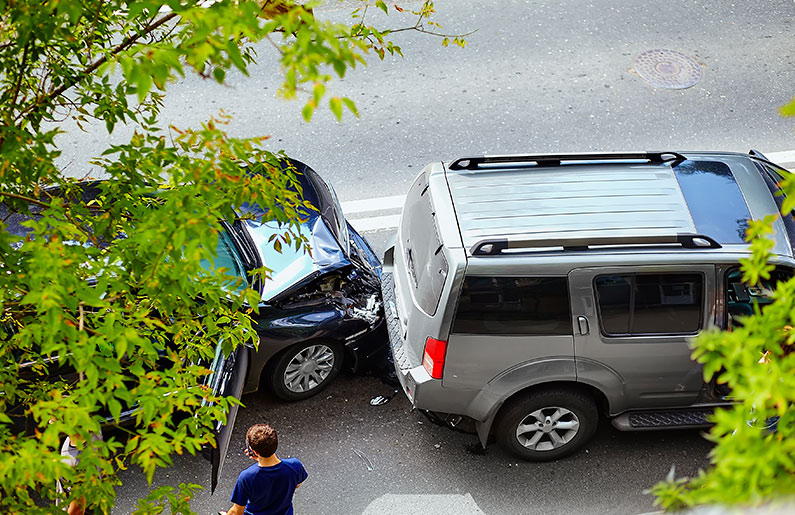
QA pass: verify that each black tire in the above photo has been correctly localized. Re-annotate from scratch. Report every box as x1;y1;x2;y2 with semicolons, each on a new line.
495;389;598;461
270;341;342;401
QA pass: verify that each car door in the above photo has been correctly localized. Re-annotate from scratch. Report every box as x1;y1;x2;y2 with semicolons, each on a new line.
568;265;714;413
443;275;576;391
202;343;250;493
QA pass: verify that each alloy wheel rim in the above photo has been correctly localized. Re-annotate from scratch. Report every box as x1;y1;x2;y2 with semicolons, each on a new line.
515;406;580;451
283;344;335;393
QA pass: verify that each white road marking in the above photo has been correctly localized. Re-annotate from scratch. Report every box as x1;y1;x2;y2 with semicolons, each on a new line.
342;195;406;214
348;214;402;233
767;150;795;163
345;150;795;233
362;493;486;515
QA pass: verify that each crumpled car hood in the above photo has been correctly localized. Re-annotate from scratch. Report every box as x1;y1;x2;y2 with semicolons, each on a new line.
241;213;351;303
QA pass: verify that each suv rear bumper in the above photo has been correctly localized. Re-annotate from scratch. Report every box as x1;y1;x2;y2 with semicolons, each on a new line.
382;270;424;404
381;270;475;414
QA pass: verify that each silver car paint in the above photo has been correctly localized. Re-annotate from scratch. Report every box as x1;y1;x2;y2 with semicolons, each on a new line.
568;264;716;413
383;152;795;448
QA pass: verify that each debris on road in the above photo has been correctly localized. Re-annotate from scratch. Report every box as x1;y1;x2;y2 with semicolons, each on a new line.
369;390;399;406
353;448;374;471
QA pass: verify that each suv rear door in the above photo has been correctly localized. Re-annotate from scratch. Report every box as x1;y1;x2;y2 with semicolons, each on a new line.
443;275;575;390
568;265;715;413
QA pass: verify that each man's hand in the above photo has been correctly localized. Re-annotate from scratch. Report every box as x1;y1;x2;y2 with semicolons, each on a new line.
223;503;246;515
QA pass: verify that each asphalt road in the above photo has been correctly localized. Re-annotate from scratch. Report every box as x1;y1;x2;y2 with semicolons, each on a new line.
114;374;713;515
60;0;795;202
110;222;713;515
110;231;702;515
55;0;795;512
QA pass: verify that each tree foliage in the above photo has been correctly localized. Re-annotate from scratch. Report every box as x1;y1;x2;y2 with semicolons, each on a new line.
0;1;461;513
651;177;795;509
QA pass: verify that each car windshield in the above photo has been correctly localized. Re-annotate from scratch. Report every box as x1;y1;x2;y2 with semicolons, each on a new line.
200;229;250;294
673;160;751;244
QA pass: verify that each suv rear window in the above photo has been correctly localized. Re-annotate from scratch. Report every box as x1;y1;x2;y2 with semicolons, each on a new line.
594;273;703;336
452;276;572;335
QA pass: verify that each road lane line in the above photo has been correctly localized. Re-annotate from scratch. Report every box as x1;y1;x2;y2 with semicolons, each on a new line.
362;494;486;515
342;195;406;215
767;150;795;163
348;214;401;233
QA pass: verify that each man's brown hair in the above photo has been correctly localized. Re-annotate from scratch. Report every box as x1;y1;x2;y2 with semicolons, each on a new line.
246;424;278;457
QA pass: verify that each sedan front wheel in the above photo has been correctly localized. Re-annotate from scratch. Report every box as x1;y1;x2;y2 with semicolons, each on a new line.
270;341;342;401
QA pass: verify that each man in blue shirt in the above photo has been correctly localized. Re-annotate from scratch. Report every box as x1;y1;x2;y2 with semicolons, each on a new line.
220;424;308;515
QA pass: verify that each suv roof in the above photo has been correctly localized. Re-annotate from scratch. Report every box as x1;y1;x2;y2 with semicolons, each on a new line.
442;151;793;257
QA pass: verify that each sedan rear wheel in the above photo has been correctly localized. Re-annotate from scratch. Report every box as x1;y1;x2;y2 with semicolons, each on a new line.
270;341;342;401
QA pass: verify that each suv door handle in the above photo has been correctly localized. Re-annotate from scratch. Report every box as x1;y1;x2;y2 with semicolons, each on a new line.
577;316;590;335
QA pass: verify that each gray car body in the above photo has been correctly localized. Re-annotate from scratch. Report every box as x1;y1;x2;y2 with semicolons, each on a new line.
382;151;795;447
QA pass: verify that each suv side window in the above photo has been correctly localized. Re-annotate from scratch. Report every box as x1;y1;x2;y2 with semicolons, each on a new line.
594;273;703;336
452;276;571;335
725;266;792;329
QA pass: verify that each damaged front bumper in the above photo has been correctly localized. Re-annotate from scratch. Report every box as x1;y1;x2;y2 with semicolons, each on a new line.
340;291;387;372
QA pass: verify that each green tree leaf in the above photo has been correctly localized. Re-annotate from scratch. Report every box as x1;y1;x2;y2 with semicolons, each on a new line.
329;96;343;121
780;97;795;117
0;2;466;513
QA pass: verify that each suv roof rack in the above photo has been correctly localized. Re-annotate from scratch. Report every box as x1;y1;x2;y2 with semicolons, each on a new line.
470;233;721;256
448;152;687;171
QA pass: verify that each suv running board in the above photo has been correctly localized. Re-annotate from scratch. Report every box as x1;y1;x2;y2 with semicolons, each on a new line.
611;408;715;431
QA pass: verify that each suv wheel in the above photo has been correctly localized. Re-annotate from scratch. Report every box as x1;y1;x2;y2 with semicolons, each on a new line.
270;341;342;401
495;389;598;461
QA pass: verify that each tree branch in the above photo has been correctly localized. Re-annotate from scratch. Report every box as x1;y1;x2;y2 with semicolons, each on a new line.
0;190;52;210
20;12;179;121
385;26;477;39
9;42;31;116
264;33;285;55
0;190;102;246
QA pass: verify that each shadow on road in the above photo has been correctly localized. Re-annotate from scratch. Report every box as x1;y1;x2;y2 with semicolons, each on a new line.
113;369;713;515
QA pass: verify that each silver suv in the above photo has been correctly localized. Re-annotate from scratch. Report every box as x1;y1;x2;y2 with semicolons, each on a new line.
381;151;794;460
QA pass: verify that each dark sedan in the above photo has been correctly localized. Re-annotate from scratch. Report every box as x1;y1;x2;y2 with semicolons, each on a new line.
1;158;385;490
3;159;385;403
229;159;385;401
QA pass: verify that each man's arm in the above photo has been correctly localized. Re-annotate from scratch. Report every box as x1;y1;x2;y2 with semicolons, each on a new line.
220;503;245;515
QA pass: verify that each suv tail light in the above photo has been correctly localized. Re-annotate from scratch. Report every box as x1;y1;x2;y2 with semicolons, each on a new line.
422;337;447;379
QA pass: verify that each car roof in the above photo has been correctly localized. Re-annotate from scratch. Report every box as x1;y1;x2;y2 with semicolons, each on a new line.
441;151;794;258
0;181;105;239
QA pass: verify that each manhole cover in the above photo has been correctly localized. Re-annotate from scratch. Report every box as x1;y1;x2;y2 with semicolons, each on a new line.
632;49;702;89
